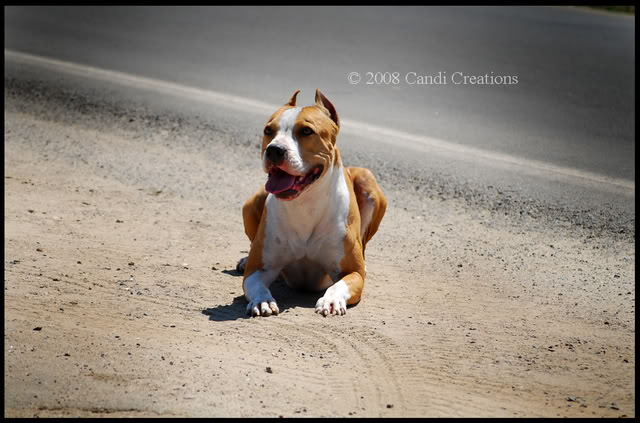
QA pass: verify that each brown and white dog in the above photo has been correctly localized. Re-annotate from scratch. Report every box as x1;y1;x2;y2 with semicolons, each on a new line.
237;89;386;317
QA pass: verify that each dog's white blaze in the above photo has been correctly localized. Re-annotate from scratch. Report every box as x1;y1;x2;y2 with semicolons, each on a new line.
263;107;306;174
278;107;301;134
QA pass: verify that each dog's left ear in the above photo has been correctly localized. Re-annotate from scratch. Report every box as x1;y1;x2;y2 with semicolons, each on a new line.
286;90;301;107
315;89;339;129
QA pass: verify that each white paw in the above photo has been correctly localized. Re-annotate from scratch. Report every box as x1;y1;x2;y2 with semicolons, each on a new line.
247;296;280;317
315;292;347;316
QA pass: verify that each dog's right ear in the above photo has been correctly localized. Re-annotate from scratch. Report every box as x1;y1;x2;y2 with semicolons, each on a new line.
286;90;301;107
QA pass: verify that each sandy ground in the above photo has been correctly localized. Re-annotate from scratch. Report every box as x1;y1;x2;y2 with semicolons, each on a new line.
3;84;635;417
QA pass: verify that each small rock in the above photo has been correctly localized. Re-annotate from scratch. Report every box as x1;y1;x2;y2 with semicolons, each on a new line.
211;265;218;270
386;404;394;409
128;262;135;266
266;366;273;374
567;396;576;402
33;327;42;331
116;219;124;223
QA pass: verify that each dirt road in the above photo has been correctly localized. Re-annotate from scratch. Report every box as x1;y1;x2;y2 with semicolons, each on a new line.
3;78;635;417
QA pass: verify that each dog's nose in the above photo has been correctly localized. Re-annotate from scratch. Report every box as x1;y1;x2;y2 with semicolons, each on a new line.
265;145;286;165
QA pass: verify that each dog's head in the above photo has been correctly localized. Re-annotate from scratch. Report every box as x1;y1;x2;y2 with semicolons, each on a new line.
261;89;340;201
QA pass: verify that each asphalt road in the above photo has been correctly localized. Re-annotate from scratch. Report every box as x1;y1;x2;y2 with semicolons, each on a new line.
4;6;635;235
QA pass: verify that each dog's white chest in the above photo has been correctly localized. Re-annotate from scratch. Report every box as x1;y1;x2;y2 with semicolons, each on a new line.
261;166;351;287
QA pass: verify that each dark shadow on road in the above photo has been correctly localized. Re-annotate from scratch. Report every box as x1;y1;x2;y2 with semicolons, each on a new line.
202;278;322;322
202;295;248;321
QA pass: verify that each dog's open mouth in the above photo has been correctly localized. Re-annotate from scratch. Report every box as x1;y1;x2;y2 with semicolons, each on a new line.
265;165;323;200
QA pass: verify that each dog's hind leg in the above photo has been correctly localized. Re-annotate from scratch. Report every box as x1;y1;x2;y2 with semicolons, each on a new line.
347;167;387;253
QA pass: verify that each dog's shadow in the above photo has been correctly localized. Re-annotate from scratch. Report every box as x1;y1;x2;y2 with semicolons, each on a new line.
202;271;320;322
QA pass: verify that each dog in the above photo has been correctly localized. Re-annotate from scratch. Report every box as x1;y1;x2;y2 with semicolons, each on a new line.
236;89;386;317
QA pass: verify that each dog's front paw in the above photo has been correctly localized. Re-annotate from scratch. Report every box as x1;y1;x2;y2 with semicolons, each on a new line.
315;292;347;317
247;296;280;317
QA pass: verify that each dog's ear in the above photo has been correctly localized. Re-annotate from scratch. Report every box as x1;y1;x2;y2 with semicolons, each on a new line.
315;89;339;128
286;90;301;107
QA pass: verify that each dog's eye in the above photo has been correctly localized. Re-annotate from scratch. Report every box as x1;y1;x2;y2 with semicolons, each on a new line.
301;127;314;136
264;126;273;136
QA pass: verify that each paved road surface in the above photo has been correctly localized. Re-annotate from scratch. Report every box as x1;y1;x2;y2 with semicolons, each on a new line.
4;6;635;234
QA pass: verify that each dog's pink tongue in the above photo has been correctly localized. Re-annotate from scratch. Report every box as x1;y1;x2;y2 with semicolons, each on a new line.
265;169;296;194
